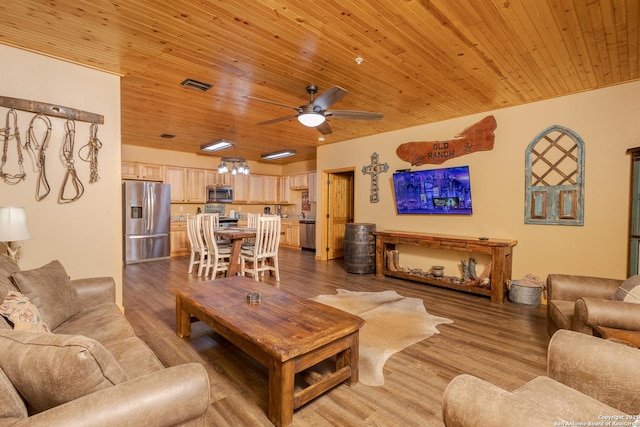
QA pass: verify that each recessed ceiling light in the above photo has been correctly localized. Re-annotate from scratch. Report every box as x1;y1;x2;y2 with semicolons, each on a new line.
261;150;297;160
201;140;233;152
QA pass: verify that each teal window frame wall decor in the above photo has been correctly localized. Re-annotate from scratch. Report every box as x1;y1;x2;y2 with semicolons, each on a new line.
524;125;585;226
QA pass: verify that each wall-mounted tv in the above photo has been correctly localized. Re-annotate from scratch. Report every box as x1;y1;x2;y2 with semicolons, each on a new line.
392;166;473;215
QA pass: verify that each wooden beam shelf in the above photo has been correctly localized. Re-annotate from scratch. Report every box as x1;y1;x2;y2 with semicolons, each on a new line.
0;96;104;124
374;230;517;304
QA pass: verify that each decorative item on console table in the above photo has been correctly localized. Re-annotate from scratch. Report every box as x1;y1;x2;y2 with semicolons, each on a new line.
374;230;517;304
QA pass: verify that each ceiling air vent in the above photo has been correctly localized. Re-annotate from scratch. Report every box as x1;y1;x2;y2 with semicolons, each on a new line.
180;78;212;92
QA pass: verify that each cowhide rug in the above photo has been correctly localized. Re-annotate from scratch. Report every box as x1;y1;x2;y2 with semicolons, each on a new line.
311;289;453;386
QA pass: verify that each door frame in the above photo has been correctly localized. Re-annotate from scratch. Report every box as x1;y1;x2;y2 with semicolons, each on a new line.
319;167;355;261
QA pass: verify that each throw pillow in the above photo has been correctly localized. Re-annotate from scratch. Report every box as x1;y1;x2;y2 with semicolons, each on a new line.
0;255;20;301
11;260;81;330
612;275;640;304
0;330;130;413
0;291;50;333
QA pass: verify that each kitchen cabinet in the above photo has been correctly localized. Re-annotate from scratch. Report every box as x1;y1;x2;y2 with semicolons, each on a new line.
185;168;206;203
165;167;206;203
231;174;250;203
280;219;301;248
263;176;278;203
122;161;164;181
290;173;309;190
278;176;291;203
205;170;230;187
249;175;263;203
170;222;190;256
164;166;186;202
308;171;317;202
247;175;278;204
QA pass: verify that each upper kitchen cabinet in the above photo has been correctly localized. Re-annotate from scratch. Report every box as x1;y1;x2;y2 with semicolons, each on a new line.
205;170;231;187
248;175;278;204
164;166;185;202
308;172;317;202
185;168;206;203
231;174;250;203
262;175;278;204
278;176;291;204
164;167;206;203
290;173;309;190
122;161;164;181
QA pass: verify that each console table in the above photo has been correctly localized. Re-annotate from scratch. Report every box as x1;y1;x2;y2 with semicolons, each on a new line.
374;231;517;303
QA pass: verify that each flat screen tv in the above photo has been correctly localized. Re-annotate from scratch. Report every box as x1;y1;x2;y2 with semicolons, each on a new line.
392;166;473;215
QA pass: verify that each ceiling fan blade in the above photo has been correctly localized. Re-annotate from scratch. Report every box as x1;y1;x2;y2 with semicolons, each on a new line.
316;121;332;135
326;110;384;120
313;86;348;111
246;96;301;112
257;114;299;126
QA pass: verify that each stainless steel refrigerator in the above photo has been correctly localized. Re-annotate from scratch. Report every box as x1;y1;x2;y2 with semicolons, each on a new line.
123;181;171;264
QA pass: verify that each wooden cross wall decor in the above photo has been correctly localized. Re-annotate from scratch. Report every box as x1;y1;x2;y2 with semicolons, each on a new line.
362;152;388;203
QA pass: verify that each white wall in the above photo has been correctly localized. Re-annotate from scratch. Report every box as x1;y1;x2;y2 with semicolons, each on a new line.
0;45;123;304
318;81;640;281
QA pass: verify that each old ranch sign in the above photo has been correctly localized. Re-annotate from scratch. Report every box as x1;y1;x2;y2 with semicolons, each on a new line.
396;115;497;166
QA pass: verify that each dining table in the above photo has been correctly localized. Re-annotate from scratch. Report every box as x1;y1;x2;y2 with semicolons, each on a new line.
212;226;257;277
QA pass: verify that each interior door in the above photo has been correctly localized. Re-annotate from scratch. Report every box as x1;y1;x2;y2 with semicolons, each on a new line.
326;171;354;260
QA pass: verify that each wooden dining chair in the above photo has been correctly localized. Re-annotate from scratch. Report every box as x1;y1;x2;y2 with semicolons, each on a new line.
186;214;208;276
240;215;281;281
242;213;260;249
201;214;231;279
199;212;220;227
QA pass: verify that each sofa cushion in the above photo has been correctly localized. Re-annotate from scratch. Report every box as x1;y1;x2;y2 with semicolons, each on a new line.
106;336;164;378
0;255;20;301
11;260;81;330
514;376;625;421
53;302;136;343
0;330;130;414
0;291;50;333
0;368;27;422
612;275;640;303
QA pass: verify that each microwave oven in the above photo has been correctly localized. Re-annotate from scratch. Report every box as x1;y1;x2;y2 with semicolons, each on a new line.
206;186;233;203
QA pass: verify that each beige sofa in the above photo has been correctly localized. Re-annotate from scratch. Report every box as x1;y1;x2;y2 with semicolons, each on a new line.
442;330;640;426
0;255;209;426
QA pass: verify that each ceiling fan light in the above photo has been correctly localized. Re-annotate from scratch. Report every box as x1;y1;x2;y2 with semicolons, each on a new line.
298;112;325;127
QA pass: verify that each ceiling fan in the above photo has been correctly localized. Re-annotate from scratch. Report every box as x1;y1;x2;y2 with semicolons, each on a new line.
247;85;383;135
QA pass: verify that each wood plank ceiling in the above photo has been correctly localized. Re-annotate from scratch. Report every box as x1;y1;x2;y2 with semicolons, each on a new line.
0;1;638;164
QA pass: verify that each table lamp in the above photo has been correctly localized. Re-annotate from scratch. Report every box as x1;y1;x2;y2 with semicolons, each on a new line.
0;206;31;262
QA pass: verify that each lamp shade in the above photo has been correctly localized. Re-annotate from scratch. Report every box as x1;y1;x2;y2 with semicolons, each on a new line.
297;112;326;127
0;207;31;242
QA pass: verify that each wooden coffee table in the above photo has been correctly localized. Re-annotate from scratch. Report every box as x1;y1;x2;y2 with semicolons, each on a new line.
174;276;365;427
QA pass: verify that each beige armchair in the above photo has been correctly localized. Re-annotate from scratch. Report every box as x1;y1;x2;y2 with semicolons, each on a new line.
546;273;640;337
442;330;639;426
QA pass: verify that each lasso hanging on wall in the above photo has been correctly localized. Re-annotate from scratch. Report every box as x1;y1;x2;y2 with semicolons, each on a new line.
0;95;104;203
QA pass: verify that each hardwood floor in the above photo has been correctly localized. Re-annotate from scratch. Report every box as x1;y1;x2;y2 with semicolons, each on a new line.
123;249;549;426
